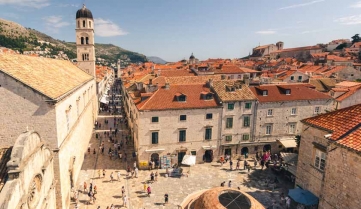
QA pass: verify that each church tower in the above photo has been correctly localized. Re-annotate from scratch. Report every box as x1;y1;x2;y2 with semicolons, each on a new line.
76;4;95;77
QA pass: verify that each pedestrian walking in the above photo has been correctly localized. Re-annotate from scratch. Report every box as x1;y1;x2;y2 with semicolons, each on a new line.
83;182;88;193
147;186;151;197
144;183;147;193
220;181;225;187
102;169;106;178
117;171;121;181
98;169;101;178
135;167;138;178
285;196;291;209
93;148;96;155
236;160;240;170
230;160;233;171
110;172;114;182
94;185;97;194
155;171;158;181
244;160;248;170
89;182;93;192
123;194;128;208
150;172;155;182
133;161;136;169
228;180;232;188
164;194;169;205
121;186;125;197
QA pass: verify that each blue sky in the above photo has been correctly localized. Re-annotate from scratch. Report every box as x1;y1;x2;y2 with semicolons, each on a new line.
0;0;361;61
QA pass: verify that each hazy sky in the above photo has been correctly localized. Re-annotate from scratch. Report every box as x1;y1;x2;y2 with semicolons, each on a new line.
0;0;361;61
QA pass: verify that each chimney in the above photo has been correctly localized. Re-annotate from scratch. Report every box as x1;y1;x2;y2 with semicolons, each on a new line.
165;82;170;90
208;79;213;88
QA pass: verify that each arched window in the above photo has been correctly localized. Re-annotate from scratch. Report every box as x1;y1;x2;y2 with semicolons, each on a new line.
89;21;91;28
83;20;86;27
81;37;84;45
77;21;80;28
86;37;89;44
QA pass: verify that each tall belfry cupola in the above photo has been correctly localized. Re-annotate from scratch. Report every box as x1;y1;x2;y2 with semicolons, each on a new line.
76;4;96;77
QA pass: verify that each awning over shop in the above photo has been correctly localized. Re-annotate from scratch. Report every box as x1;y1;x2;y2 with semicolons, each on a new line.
278;139;297;148
280;152;298;164
145;148;165;153
99;95;109;104
202;145;217;150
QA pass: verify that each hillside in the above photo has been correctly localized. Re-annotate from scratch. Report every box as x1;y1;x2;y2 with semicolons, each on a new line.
0;18;147;65
147;56;167;64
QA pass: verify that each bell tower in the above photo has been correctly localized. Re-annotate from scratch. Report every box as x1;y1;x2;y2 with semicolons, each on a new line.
75;4;95;77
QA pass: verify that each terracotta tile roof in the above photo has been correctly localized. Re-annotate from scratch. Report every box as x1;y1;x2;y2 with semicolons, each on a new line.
166;75;222;85
0;53;93;100
159;69;195;77
302;104;361;151
212;80;256;102
335;85;361;102
136;84;219;111
335;81;361;88
250;84;332;103
326;55;350;62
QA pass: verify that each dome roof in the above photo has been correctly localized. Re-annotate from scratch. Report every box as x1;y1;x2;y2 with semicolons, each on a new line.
190;53;195;59
76;5;93;19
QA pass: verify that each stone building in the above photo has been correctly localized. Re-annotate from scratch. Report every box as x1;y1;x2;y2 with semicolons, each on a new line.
128;81;222;167
249;84;333;152
0;53;97;208
0;131;56;209
269;45;322;61
296;104;361;209
210;80;258;157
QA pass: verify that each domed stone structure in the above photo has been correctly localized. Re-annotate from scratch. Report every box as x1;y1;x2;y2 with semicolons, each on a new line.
181;187;265;209
76;4;93;19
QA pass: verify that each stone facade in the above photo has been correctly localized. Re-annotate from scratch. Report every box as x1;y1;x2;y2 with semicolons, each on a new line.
0;131;56;209
296;125;361;209
0;71;97;208
254;100;333;145
136;108;222;165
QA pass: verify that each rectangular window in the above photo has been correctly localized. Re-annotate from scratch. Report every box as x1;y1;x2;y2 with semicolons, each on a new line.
298;76;303;81
266;125;272;135
180;115;187;121
151;117;159;123
245;102;252;109
267;109;273;116
314;106;320;114
225;135;232;141
291;108;297;115
263;90;268;96
242;134;250;141
226;118;233;129
243;116;250;127
190;151;196;156
205;128;212;140
151;132;158;144
228;103;234;110
290;76;294;81
179;130;186;142
314;149;326;170
206;113;213;119
289;123;296;134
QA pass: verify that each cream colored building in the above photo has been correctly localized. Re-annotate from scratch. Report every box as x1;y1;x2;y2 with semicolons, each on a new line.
210;80;257;158
0;131;56;209
123;80;222;167
0;53;97;208
250;84;333;152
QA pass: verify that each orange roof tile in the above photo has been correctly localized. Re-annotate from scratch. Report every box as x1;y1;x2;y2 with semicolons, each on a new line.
136;84;219;111
335;85;361;102
250;84;331;103
302;104;361;152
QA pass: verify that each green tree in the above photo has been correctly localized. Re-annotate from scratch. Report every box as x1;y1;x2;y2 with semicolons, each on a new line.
351;34;360;44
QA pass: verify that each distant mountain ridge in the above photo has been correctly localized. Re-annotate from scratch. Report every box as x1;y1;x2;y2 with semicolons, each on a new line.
147;56;167;64
0;18;147;65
